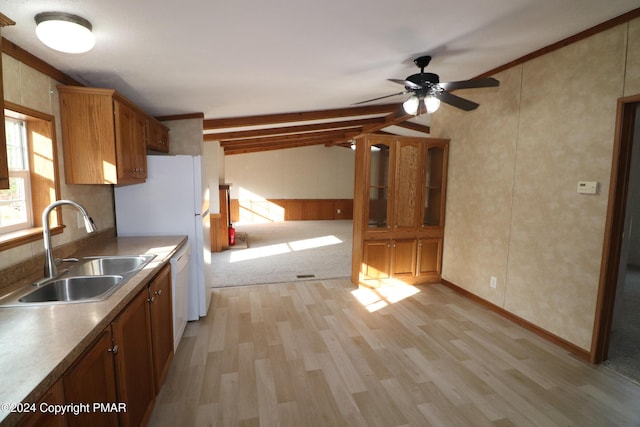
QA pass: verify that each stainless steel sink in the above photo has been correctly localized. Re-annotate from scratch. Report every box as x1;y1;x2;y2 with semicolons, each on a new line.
70;255;155;276
0;254;156;307
19;275;124;303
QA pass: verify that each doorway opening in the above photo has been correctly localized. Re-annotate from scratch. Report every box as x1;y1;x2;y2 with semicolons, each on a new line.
593;95;640;383
209;220;353;288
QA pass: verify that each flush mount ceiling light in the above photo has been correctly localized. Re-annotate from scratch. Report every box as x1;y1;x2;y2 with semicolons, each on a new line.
34;12;95;53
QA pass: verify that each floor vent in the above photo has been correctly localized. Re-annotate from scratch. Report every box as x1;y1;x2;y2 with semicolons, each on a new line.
296;274;316;279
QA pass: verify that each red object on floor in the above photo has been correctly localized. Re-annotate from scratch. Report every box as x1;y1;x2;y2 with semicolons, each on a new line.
228;226;236;246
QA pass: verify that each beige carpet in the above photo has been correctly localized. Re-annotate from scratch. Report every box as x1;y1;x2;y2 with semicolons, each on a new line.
209;220;353;287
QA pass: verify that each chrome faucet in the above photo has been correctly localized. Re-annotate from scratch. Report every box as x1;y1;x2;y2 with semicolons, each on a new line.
42;200;97;280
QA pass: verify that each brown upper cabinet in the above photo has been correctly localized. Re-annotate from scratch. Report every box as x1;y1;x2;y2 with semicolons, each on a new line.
0;14;16;189
146;118;170;153
352;134;449;286
58;85;169;185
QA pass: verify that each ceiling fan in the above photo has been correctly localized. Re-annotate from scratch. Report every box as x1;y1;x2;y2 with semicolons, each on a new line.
354;55;499;115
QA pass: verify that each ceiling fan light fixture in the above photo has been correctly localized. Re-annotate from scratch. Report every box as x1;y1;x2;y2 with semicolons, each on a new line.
35;12;95;53
403;95;420;115
425;96;441;114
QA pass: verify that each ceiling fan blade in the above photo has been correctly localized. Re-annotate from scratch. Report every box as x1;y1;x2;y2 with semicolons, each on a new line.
388;78;422;90
352;91;409;105
436;91;479;111
439;77;499;91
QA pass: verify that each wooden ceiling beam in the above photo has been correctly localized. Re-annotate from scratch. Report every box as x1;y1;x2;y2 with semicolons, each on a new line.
325;106;413;147
204;116;385;142
394;121;431;134
225;140;329;155
203;103;399;130
223;134;357;155
204;103;419;155
220;128;359;147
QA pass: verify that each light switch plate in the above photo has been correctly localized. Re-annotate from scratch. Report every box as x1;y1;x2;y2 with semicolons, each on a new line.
577;181;598;195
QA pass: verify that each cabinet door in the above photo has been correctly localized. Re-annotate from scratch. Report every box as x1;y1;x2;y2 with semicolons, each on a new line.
146;120;169;153
63;327;118;427
363;239;419;280
394;140;422;230
114;101;147;183
417;238;442;277
362;240;391;280
18;378;66;427
148;263;174;393
366;140;392;229
391;239;417;277
423;144;448;227
111;288;156;427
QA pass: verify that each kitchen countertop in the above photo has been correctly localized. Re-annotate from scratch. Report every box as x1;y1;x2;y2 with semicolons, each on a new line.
0;235;187;426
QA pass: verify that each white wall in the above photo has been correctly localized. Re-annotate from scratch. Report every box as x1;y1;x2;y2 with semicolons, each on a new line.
224;145;355;200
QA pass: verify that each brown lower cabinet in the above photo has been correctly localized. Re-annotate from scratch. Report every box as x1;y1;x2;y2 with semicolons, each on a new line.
64;328;119;427
16;264;174;427
148;263;173;394
111;287;156;427
18;378;68;427
362;238;442;284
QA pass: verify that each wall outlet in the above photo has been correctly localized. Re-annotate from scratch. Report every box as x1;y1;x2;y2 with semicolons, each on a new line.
490;276;497;289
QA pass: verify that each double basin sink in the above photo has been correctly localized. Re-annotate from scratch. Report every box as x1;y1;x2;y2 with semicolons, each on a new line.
0;255;155;307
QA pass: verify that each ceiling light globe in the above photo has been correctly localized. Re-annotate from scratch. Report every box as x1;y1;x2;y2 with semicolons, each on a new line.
35;12;95;54
425;96;441;114
403;95;420;115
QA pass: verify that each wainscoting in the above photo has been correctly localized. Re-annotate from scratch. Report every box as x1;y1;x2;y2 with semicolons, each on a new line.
231;199;353;223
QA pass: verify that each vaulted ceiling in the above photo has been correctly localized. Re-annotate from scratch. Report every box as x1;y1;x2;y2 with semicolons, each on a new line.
2;1;639;155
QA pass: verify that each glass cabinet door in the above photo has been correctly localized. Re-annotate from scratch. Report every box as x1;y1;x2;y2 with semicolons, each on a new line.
367;142;390;228
423;145;446;227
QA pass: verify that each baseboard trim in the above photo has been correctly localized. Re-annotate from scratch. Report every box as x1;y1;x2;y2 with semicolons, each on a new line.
440;279;591;362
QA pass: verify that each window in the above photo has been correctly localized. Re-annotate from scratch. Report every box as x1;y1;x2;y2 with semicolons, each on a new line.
0;102;60;248
0;117;33;233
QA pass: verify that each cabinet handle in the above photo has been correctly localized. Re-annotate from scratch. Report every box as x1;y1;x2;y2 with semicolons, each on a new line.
154;289;162;296
108;345;118;355
148;296;155;303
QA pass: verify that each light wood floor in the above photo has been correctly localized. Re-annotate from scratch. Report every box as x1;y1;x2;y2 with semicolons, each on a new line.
148;279;640;426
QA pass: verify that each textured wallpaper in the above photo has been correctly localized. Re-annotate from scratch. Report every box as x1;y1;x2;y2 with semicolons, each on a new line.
1;54;115;269
433;21;636;351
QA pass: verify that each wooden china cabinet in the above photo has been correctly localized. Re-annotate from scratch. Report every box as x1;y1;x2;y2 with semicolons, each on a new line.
351;134;449;286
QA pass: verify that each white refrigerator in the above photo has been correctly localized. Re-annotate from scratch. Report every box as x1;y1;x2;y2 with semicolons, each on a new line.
114;155;211;321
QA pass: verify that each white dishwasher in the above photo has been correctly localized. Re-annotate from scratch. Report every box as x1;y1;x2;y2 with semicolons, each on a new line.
170;243;190;352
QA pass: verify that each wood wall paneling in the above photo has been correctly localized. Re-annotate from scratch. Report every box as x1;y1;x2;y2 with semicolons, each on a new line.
230;199;354;222
210;213;222;252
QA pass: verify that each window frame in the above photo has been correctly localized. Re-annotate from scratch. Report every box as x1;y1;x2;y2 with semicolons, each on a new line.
0;102;62;250
0;117;34;234
0;170;33;234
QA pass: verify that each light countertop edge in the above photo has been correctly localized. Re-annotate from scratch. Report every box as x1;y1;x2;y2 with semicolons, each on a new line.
0;235;188;427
